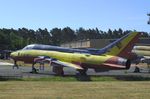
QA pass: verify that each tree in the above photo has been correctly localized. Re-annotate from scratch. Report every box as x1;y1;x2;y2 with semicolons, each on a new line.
0;27;149;50
76;27;87;40
36;28;52;44
0;31;9;49
50;28;62;45
9;32;24;50
118;28;123;37
108;29;113;39
61;27;76;43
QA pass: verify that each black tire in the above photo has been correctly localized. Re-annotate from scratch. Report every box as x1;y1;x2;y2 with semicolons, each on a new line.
78;68;88;76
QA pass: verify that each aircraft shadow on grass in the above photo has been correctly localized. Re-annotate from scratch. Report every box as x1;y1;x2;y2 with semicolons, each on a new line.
0;74;150;81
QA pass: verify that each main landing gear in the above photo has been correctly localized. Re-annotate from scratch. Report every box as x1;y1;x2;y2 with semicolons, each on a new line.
76;68;91;81
30;63;39;73
12;60;19;69
77;68;88;76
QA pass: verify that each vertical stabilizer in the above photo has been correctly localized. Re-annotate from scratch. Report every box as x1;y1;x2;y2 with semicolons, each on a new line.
100;32;140;58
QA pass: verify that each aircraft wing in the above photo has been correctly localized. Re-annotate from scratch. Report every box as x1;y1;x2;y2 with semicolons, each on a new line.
34;56;83;70
143;56;150;59
52;60;83;70
0;62;14;66
141;56;150;63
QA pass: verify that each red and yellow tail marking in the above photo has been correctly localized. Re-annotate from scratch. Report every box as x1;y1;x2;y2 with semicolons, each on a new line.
105;32;140;58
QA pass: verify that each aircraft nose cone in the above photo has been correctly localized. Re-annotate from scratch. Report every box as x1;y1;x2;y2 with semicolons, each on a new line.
10;52;17;58
10;52;14;58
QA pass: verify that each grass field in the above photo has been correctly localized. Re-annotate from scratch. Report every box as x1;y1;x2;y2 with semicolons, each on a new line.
0;59;150;99
0;81;150;99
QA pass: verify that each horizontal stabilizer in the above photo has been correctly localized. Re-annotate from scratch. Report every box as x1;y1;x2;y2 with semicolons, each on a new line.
133;46;150;51
143;56;150;59
132;50;150;56
102;63;127;69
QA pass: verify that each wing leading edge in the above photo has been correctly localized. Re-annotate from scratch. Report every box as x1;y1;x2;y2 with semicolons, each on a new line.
34;56;83;70
52;60;83;70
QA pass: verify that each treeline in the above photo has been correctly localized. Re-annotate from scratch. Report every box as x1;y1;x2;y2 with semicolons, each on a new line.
0;27;149;50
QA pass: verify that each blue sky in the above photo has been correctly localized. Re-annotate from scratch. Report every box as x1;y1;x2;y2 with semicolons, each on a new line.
0;0;150;32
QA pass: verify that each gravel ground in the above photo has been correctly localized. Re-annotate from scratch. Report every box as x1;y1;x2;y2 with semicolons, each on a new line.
0;62;150;78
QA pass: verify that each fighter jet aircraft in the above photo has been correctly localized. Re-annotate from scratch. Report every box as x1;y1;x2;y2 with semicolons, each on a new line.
10;32;141;75
132;46;150;72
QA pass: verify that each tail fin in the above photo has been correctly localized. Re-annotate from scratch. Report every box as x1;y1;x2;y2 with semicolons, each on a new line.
99;32;141;58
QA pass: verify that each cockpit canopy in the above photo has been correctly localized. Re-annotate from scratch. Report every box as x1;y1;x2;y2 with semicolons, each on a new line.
22;44;35;50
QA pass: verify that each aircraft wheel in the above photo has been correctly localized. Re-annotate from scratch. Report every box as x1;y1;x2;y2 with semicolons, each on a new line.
12;60;19;69
134;66;140;73
78;68;88;76
30;68;38;73
60;71;64;76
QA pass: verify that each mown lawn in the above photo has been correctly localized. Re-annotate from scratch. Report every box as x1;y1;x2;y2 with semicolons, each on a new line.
0;59;150;99
0;81;150;99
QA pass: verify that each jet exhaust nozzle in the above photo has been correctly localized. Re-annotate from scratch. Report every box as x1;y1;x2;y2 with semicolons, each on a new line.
104;57;131;70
